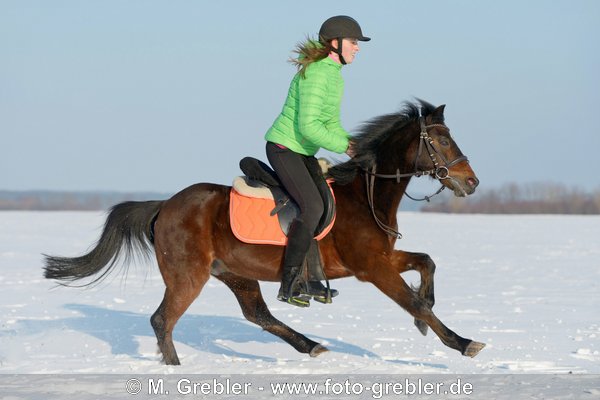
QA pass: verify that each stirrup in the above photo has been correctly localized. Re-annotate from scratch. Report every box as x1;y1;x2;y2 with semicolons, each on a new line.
301;281;338;304
278;265;310;307
277;291;311;308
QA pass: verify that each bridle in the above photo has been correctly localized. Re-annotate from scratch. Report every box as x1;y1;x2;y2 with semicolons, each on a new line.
363;116;469;239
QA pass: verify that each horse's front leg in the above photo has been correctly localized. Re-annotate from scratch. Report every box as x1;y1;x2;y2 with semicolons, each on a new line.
390;251;436;336
362;261;485;358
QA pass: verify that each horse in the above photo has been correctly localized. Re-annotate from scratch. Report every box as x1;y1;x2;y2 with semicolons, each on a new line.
44;100;485;365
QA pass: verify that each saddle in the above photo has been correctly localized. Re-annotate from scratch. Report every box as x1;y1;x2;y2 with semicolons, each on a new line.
229;157;338;305
229;157;336;246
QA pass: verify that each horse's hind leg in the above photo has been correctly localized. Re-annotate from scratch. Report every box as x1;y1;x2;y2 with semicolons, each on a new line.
391;251;436;336
215;271;327;357
151;268;210;365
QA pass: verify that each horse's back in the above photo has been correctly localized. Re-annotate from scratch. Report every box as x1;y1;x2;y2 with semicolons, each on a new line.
155;182;231;245
163;182;230;210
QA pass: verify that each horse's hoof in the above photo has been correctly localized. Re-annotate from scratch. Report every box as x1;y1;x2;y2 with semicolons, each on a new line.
309;344;329;357
462;341;486;358
414;318;428;336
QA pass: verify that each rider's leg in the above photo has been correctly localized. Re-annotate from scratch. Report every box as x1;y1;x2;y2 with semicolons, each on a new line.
266;142;324;306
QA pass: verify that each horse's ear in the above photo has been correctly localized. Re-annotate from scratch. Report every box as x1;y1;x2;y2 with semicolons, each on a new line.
432;104;446;120
426;104;446;124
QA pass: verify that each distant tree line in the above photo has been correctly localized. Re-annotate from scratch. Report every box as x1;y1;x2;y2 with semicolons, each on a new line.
2;183;599;214
0;190;170;211
421;182;600;214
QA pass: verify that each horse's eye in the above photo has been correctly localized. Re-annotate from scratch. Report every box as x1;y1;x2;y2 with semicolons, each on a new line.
439;138;450;146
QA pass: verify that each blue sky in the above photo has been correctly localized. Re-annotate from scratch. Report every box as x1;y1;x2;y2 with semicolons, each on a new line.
2;0;599;193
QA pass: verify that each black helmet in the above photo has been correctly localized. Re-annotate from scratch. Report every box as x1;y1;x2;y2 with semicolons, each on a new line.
319;15;371;42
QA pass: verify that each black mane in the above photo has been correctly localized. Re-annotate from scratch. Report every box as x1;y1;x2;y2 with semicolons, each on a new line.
327;99;440;185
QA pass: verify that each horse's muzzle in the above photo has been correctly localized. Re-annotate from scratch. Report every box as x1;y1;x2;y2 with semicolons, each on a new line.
448;175;479;197
467;176;479;192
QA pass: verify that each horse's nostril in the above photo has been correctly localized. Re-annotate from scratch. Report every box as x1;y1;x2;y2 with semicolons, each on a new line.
467;177;479;188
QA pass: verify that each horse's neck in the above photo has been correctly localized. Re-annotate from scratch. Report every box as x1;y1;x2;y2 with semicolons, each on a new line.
354;174;410;222
378;179;409;220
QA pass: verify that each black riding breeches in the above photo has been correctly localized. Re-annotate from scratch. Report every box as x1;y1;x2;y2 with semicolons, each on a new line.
266;142;326;267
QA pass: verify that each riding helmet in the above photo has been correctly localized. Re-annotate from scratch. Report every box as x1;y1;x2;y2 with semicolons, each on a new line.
319;16;371;42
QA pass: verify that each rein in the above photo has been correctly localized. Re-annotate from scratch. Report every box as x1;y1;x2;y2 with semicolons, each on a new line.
363;117;468;239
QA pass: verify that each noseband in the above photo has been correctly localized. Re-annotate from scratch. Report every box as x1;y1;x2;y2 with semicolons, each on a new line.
364;117;469;239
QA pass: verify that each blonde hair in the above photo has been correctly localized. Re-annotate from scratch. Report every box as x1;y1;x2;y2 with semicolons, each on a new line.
289;36;334;78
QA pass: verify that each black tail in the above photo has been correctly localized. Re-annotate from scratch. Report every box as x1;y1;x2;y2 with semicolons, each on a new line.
44;200;163;286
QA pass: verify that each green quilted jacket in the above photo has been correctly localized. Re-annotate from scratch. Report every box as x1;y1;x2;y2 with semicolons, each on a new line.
264;56;351;156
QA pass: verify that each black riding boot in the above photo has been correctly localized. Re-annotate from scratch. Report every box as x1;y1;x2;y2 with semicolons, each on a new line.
277;220;313;307
277;265;310;307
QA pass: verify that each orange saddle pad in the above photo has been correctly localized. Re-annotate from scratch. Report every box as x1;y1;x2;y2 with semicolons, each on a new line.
229;185;335;246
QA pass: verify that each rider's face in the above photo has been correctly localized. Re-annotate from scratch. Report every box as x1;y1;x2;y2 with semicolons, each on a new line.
332;38;360;64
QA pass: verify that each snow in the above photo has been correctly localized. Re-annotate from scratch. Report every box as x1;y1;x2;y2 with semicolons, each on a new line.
1;211;599;398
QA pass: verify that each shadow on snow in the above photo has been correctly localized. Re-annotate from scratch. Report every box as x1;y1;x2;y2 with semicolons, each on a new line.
11;303;447;369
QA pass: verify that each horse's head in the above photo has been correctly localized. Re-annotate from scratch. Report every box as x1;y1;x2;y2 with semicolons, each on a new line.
328;100;479;198
327;100;479;239
411;104;479;197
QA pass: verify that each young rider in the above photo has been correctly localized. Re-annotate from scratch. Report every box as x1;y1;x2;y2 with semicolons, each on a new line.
264;16;370;306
